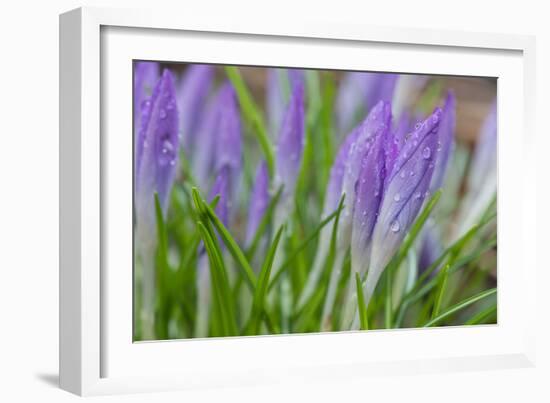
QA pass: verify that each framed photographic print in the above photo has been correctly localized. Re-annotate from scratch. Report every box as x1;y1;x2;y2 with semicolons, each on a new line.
60;6;536;396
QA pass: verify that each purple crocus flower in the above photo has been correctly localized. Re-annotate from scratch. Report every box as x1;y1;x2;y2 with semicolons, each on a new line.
336;72;397;135
319;102;392;327
193;82;242;189
245;162;270;246
177;64;214;154
134;61;159;135
274;82;305;200
350;123;389;279
134;68;179;339
267;68;305;139
454;100;497;239
365;107;443;305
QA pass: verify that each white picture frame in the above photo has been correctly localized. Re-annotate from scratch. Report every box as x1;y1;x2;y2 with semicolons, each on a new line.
59;6;537;396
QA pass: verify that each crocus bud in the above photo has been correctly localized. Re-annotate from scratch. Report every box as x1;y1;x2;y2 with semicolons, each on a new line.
136;68;180;218
350;124;388;279
193;82;241;189
267;68;305;139
177;64;214;153
134;68;179;339
366;107;443;304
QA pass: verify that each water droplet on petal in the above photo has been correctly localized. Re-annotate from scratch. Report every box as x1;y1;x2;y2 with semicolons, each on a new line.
400;171;406;179
159;108;167;119
394;193;401;202
422;147;431;159
414;191;421;199
410;170;415;177
390;220;400;233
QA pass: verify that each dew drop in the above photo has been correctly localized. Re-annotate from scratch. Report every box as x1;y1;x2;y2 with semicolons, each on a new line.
422;147;431;159
432;114;439;124
415;123;421;130
159;108;167;119
410;170;415;177
394;193;401;202
400;170;406;179
374;190;380;197
414;191;421;199
390;220;400;233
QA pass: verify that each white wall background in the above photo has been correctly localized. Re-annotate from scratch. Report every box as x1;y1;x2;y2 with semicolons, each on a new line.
0;0;547;401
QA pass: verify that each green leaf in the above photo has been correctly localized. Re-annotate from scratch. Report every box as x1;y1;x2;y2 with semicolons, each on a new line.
225;66;275;178
423;288;497;327
245;225;285;335
355;272;369;331
192;187;258;291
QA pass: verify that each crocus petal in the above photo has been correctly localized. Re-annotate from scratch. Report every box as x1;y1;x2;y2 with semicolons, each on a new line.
136;68;180;214
275;82;305;199
350;125;388;277
178;64;214;153
429;92;456;192
341;101;392;236
367;107;443;302
134;61;159;133
245;162;270;246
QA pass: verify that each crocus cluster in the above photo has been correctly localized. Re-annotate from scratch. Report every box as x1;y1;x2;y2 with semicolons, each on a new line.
303;90;456;330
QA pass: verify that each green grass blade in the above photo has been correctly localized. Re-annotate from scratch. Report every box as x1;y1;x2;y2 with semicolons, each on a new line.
423;288;497;327
355;273;369;331
431;263;450;319
465;303;497;325
193;187;258;291
225;66;275;178
196;221;239;336
245;225;285;335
